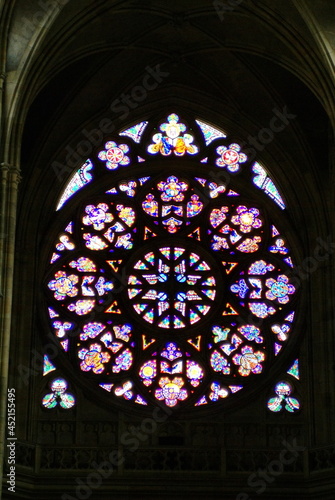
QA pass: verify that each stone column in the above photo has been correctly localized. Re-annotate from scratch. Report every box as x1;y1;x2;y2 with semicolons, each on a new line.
0;163;20;495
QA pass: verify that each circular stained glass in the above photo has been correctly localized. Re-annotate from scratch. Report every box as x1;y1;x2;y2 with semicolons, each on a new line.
106;147;123;162
223;149;239;165
45;114;299;413
128;246;216;329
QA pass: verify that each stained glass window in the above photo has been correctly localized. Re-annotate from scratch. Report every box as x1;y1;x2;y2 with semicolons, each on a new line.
43;355;56;376
45;113;299;413
56;159;93;211
267;381;300;413
119;121;148;143
195;119;226;145
42;378;75;409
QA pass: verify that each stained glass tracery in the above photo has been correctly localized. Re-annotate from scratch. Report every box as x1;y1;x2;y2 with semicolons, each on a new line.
42;378;75;409
46;113;298;412
128;246;217;329
147;114;198;156
267;381;300;413
195;119;226;145
56;159;93;211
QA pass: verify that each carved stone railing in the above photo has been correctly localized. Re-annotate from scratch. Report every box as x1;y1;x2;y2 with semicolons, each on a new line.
309;445;335;473
10;439;335;475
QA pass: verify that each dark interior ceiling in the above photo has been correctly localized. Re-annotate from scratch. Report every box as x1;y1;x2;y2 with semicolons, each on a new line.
15;0;331;203
21;48;329;173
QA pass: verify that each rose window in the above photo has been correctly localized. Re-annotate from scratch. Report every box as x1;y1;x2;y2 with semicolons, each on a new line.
44;113;299;413
128;246;217;329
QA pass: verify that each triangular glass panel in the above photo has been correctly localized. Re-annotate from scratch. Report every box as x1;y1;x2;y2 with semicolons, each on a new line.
287;359;299;380
195;177;207;186
50;253;60;264
142;335;156;349
285;312;295;323
187;336;201;350
252;162;285;210
144;227;157;240
195;119;226;145
195;396;208;406
134;260;149;270
284;257;294;268
48;308;59;318
105;301;122;314
222;261;238;274
107;260;123;272
139;176;151;185
274;343;282;355
135;395;148;405
119;121;148;143
229;385;243;393
272;226;280;237
43;355;56;376
188;228;201;241
222;303;238;315
99;383;114;392
65;222;73;233
60;340;69;351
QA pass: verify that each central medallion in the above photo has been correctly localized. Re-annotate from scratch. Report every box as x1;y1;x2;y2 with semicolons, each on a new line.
128;245;216;329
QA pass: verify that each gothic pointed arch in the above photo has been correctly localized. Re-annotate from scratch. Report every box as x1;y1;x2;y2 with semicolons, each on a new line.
42;111;301;415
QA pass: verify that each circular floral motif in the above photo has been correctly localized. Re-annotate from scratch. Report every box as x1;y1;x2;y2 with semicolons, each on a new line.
48;271;78;300
223;149;239;165
266;275;295;304
231;206;262;233
233;346;265;376
128;246;216;329
78;344;111;374
106;147;124;163
98;141;130;170
216;143;247;172
155;377;187;407
82;203;113;230
157;175;188;201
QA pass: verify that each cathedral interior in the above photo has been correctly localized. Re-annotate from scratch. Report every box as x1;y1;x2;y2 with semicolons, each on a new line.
0;0;335;498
